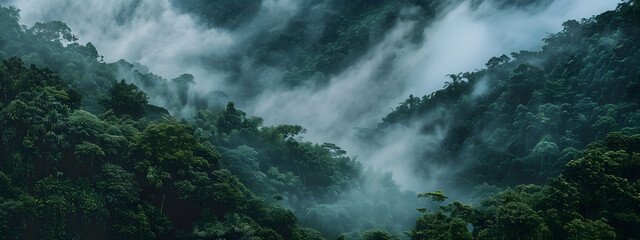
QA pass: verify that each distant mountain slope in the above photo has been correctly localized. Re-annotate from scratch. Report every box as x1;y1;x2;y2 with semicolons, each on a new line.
0;5;224;116
375;0;640;188
169;0;554;91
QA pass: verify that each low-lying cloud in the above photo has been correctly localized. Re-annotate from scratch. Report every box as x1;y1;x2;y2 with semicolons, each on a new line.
248;0;619;192
4;0;620;235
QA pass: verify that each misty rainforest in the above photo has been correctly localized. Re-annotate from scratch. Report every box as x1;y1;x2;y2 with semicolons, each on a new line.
0;0;639;239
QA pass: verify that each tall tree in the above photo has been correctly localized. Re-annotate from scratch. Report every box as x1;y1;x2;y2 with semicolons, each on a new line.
100;79;148;117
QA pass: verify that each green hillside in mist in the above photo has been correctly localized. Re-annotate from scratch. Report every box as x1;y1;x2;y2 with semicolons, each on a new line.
0;0;639;239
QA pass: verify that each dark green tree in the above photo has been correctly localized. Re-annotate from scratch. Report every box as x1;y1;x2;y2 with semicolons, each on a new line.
100;79;148;117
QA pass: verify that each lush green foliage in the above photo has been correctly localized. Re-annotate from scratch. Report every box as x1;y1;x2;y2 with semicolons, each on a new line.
189;103;423;237
100;79;148;118
1;0;639;239
0;5;220;116
409;133;640;240
0;4;421;238
192;102;360;198
377;0;640;188
0;58;319;239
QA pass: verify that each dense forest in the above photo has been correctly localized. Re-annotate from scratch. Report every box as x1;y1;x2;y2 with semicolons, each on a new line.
377;0;640;189
0;3;415;239
0;0;639;239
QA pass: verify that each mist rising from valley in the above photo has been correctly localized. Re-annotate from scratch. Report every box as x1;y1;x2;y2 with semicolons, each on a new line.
9;0;616;189
3;0;620;236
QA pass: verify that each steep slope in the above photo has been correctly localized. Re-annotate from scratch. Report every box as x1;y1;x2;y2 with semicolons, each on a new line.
1;0;637;239
375;0;640;189
384;1;640;239
0;4;417;239
171;0;446;89
0;57;326;239
0;5;227;116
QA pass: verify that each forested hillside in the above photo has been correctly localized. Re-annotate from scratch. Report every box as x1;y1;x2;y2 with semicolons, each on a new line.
377;0;640;188
408;133;640;239
0;3;414;239
171;0;551;92
0;0;639;239
0;57;333;239
172;0;445;88
0;4;237;117
379;1;640;238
